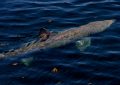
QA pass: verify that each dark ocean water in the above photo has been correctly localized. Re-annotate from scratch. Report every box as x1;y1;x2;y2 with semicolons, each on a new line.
0;0;120;85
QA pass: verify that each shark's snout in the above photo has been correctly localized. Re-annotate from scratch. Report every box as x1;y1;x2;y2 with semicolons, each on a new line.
84;19;116;34
104;19;116;26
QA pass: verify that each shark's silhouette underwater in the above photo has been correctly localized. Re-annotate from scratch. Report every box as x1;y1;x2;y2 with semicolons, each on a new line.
0;19;115;58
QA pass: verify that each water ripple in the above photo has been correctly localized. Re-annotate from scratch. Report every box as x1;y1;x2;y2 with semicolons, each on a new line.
0;0;120;85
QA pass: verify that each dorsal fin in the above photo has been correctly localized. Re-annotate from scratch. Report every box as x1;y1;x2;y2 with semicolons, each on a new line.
39;28;51;42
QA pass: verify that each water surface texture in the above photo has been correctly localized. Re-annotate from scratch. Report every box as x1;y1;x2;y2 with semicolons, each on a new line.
0;0;120;85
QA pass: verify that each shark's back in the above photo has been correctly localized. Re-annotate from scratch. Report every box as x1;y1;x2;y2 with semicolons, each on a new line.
50;19;115;42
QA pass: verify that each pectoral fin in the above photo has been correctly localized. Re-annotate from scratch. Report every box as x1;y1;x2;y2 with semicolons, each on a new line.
75;37;91;51
21;57;34;66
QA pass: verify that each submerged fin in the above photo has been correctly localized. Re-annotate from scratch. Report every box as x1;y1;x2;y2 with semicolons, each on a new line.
39;28;51;41
75;37;91;51
21;57;34;66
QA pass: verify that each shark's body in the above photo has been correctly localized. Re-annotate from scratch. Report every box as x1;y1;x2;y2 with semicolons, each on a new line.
0;19;115;58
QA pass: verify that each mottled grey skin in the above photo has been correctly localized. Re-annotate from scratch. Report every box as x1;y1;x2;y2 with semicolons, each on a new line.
0;19;115;58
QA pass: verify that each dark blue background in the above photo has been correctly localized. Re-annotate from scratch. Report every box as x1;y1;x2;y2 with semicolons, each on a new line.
0;0;120;85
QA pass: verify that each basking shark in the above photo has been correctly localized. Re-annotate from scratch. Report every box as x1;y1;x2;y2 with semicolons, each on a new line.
0;19;115;58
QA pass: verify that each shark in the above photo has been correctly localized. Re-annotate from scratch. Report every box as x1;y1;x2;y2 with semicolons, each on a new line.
0;19;115;59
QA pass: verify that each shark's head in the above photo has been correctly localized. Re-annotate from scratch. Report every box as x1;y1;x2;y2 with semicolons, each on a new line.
85;19;116;34
104;19;116;26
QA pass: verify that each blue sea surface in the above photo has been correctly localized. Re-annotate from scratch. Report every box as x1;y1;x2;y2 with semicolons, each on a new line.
0;0;120;85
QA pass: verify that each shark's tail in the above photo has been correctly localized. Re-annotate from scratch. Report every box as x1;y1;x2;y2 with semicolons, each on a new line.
79;19;115;35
